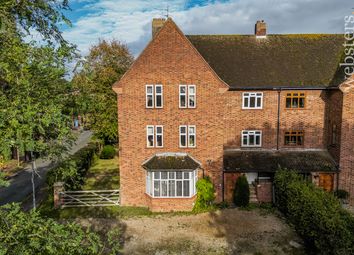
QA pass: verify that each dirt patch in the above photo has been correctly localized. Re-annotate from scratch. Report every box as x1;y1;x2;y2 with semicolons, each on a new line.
115;208;305;254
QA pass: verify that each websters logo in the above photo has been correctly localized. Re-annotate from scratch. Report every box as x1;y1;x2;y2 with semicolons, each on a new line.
341;11;354;79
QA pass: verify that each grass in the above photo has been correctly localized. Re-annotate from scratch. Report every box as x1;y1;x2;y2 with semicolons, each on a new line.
1;159;24;177
82;156;119;190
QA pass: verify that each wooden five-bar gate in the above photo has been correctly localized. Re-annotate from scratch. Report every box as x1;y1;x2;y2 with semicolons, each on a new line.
58;190;120;208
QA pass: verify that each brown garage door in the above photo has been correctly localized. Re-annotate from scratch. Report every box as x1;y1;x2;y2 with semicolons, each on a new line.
319;174;334;192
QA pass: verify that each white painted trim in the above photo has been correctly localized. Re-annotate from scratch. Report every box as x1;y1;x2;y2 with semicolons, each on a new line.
155;84;163;108
146;85;154;108
241;130;262;147
188;125;196;148
188;85;196;108
242;92;263;109
179;85;187;108
146;125;154;148
155;125;164;148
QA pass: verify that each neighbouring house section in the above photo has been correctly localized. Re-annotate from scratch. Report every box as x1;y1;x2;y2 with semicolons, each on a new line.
223;150;338;203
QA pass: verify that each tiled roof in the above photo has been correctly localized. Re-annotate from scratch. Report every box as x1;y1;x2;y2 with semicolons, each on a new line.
142;153;201;171
187;34;345;89
223;150;338;172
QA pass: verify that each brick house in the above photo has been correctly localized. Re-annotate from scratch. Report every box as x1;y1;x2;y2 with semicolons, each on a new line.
113;18;354;212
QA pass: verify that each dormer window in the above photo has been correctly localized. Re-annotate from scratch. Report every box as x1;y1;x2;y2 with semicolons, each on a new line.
179;85;196;108
146;85;163;108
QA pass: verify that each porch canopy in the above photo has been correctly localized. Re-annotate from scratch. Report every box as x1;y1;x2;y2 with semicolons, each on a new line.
223;150;338;173
142;152;201;171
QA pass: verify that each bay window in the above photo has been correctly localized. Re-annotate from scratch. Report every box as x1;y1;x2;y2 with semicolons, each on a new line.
146;170;197;198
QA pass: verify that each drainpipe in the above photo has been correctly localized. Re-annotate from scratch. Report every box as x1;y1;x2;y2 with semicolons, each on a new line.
222;171;225;202
276;89;281;150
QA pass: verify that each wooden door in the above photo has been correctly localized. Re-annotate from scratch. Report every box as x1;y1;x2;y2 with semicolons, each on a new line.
319;174;334;192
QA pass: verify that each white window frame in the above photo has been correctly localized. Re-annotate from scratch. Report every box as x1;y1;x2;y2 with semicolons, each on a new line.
179;125;187;148
188;85;196;108
155;125;163;148
146;85;154;108
241;130;262;147
179;125;196;148
146;125;154;147
242;92;263;109
155;84;163;108
179;85;187;108
146;170;198;198
179;84;196;108
146;84;163;108
188;125;196;148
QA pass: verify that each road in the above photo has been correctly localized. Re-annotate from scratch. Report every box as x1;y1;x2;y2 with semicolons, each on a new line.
0;131;92;206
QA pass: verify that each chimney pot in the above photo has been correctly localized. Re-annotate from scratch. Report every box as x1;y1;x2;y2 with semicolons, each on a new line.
255;20;267;38
152;18;166;38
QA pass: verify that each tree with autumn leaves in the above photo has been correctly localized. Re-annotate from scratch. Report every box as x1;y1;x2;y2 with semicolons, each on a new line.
72;40;133;144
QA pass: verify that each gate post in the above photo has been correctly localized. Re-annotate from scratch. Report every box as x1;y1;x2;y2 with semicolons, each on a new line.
54;182;64;209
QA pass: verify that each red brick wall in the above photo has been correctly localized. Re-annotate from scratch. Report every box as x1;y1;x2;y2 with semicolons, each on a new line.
146;194;195;212
338;80;354;205
224;172;241;202
115;19;227;210
224;90;327;149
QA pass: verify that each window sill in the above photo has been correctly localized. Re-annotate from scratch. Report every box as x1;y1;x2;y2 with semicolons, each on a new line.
145;193;197;199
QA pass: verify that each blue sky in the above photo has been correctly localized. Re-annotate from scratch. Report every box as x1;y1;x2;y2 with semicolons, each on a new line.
61;0;353;57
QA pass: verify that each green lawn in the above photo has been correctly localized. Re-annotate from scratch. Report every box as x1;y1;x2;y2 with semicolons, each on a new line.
82;156;119;190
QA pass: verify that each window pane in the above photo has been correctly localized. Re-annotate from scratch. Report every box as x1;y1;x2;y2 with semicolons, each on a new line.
249;135;255;145
189;95;195;107
189;126;195;134
161;181;168;196
154;172;160;179
255;135;260;145
148;135;154;147
168;180;175;197
155;86;162;93
176;172;182;179
184;172;189;179
161;172;168;179
169;172;175;179
180;86;186;93
299;98;305;108
244;97;249;107
250;97;255;107
156;95;162;107
292;98;299;108
285;135;290;145
180;135;186;147
257;97;262;107
180;95;186;107
243;135;248;146
286;98;291;108
183;180;190;196
154;180;160;196
189;135;195;147
176;181;183;196
180;126;186;133
147;95;153;107
189;86;195;94
156;135;163;147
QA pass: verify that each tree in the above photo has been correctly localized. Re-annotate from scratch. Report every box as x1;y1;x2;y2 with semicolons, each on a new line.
72;39;133;144
233;175;250;207
0;0;76;209
0;203;102;255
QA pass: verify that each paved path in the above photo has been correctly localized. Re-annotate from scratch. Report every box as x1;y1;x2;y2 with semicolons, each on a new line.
0;131;92;206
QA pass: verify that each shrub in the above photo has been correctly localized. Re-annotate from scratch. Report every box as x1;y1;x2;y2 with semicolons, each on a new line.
100;145;116;159
233;175;250;207
193;176;215;212
47;142;99;190
0;203;102;254
274;170;354;254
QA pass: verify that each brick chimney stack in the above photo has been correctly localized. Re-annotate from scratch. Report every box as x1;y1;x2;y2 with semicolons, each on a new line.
152;18;166;38
255;20;267;38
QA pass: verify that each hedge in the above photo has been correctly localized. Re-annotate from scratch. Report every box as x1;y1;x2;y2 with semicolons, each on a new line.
46;141;101;191
100;145;116;159
274;170;354;254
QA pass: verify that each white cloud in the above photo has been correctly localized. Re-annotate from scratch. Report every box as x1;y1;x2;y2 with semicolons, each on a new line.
63;0;351;57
